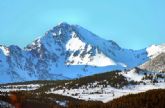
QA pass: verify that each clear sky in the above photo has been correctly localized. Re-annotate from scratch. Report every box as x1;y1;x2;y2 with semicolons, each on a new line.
0;0;165;50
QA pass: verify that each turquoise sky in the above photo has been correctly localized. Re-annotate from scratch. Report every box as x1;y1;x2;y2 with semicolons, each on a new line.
0;0;165;49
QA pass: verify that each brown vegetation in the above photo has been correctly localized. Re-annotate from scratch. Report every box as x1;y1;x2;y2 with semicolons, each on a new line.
0;89;165;108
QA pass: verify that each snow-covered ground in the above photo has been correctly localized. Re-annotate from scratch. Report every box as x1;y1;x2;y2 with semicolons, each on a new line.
0;68;164;103
50;82;165;103
48;69;165;103
0;84;40;92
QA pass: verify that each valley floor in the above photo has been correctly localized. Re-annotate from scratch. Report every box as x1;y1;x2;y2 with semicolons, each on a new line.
50;82;165;103
0;70;165;108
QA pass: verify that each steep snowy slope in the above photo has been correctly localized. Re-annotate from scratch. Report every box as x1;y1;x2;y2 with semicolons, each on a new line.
0;22;164;83
25;23;147;68
0;46;10;83
146;44;165;58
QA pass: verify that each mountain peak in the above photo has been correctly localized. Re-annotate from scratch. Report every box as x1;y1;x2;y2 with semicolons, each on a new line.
146;44;165;58
1;22;161;83
57;22;72;27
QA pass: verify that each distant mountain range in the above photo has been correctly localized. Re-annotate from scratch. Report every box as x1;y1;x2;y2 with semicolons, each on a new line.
0;22;165;83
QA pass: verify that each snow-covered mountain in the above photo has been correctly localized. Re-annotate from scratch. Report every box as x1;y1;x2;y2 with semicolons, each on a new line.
0;22;164;83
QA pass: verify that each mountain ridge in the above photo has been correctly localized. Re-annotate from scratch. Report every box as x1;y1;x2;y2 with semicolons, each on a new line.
0;22;164;83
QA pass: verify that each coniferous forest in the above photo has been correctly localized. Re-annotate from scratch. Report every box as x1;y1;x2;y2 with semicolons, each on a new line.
0;89;165;108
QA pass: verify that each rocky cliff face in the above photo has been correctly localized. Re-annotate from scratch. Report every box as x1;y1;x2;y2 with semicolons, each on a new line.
140;53;165;72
